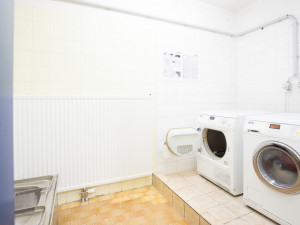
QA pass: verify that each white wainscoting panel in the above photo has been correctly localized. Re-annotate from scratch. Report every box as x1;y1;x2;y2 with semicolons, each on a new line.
14;96;153;192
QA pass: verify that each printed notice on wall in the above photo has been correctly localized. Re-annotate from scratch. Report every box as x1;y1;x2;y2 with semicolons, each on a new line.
182;54;198;79
163;52;198;79
163;52;182;78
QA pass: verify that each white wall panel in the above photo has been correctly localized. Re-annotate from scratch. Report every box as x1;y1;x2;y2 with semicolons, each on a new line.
14;96;152;192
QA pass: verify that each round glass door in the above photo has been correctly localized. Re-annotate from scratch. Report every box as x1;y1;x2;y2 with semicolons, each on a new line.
253;141;300;194
203;128;227;159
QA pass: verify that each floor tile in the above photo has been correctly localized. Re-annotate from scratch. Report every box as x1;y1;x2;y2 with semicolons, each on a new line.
187;194;219;214
225;218;250;225
154;170;278;225
57;185;187;225
222;200;253;217
175;185;204;201
201;204;239;224
241;212;278;225
108;214;129;224
207;189;234;204
165;180;193;191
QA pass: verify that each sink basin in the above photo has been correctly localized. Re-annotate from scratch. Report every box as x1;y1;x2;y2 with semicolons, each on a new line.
15;186;42;210
15;207;45;225
14;175;58;225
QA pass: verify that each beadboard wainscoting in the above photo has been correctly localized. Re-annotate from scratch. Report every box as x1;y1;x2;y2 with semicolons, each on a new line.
14;96;153;192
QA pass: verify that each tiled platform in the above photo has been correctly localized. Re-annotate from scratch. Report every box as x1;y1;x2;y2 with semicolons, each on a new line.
154;170;278;225
56;186;188;225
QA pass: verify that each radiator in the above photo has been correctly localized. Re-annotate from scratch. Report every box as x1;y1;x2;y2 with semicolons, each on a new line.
13;96;153;192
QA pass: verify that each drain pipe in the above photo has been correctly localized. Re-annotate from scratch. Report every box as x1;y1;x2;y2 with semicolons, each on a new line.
280;15;299;112
56;1;299;76
55;0;235;37
234;15;299;109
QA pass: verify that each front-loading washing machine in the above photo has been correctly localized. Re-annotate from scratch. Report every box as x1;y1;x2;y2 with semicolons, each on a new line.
196;110;270;196
243;113;300;225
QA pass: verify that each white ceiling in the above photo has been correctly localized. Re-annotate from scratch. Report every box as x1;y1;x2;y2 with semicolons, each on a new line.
199;0;258;11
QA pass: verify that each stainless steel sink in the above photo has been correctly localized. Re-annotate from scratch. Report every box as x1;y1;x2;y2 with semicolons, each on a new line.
14;175;58;225
15;186;42;210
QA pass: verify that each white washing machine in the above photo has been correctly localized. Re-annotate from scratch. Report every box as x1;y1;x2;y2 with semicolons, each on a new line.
196;110;270;196
244;113;300;225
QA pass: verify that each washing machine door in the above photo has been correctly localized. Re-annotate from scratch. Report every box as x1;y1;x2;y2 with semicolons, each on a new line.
253;141;300;194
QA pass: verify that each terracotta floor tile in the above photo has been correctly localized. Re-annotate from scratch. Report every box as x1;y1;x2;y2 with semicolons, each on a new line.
93;210;115;219
147;204;166;214
80;207;102;217
154;193;164;199
159;202;173;209
57;185;188;225
142;222;157;225
156;215;182;225
70;215;93;225
88;220;108;225
60;201;81;210
90;199;112;209
58;208;73;217
170;219;190;225
102;203;122;211
121;199;140;207
128;192;145;199
151;197;168;205
160;207;176;214
139;195;157;203
134;201;153;210
111;196;130;204
69;206;83;215
108;214;129;225
148;186;157;191
143;213;164;223
114;206;134;216
58;213;80;224
128;208;150;218
58;222;71;225
145;210;165;220
120;216;148;225
144;190;159;196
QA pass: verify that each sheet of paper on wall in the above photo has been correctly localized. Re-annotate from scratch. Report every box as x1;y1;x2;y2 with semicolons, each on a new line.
163;52;182;78
182;54;198;79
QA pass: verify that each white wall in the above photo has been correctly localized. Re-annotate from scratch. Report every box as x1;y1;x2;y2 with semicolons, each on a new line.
236;0;300;113
14;0;236;176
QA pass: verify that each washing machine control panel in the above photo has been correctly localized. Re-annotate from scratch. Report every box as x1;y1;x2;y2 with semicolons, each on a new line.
245;120;300;139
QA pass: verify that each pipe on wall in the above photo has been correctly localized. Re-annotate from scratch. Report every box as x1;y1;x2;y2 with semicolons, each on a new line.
56;0;298;78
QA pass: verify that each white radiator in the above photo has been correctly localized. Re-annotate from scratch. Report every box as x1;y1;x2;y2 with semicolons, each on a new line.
14;96;153;192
